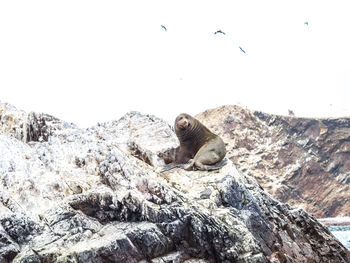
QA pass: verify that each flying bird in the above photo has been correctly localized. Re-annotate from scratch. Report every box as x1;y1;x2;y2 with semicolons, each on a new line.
214;30;225;35
161;25;167;32
239;46;246;54
304;22;309;26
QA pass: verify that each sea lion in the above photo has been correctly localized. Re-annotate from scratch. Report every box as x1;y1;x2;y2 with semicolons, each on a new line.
172;113;226;171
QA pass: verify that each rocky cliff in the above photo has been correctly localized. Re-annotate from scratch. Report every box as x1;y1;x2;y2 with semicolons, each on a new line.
196;105;350;218
0;102;350;262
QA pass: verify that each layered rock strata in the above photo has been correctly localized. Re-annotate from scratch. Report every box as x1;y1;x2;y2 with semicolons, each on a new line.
197;105;350;218
0;102;349;262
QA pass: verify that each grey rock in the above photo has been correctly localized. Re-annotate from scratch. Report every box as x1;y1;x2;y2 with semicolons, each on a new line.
0;102;349;262
0;227;20;263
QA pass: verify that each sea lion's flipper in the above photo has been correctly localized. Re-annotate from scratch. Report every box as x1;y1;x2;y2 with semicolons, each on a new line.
160;163;184;173
183;160;195;171
195;159;228;171
160;159;227;173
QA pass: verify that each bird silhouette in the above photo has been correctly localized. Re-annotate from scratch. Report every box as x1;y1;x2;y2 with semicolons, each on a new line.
214;30;225;35
239;46;246;54
304;22;308;26
161;25;167;31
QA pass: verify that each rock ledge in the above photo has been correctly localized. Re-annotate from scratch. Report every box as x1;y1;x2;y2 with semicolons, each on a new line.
0;103;349;262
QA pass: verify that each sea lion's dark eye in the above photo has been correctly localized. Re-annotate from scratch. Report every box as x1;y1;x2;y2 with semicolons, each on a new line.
178;117;183;121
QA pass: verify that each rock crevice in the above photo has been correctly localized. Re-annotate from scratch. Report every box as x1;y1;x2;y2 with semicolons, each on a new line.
0;102;349;262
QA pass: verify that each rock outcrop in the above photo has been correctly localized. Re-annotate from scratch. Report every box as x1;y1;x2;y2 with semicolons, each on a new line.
196;105;350;218
1;102;349;262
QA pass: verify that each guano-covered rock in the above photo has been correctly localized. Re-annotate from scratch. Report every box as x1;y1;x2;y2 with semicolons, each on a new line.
0;102;349;262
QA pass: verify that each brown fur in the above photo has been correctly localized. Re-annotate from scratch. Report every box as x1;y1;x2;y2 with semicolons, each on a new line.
174;113;226;171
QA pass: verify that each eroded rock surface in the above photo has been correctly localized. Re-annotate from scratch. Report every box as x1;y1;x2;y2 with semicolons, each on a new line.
1;102;349;262
196;105;350;218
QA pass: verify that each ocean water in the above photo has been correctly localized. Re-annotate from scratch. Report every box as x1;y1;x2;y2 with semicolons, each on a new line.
329;226;350;250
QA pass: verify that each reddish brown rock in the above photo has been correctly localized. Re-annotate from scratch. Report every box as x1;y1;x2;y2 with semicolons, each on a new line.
196;105;350;217
1;102;350;262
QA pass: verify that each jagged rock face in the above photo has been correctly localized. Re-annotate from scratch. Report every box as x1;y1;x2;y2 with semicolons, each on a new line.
196;105;350;218
0;103;349;262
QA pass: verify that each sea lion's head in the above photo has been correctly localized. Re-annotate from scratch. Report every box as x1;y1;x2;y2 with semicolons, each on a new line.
175;113;192;131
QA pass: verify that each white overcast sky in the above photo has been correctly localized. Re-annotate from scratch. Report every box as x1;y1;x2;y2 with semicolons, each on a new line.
1;1;350;127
